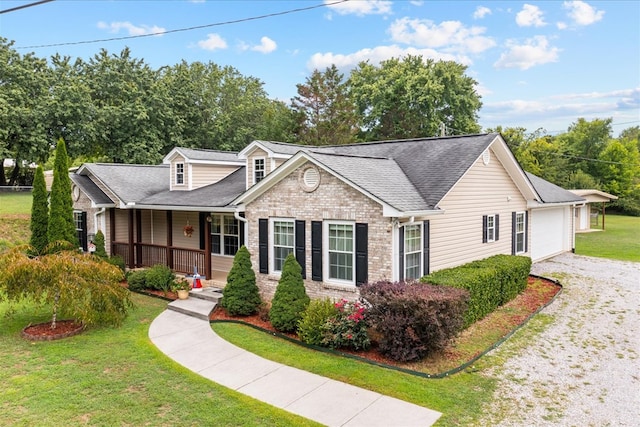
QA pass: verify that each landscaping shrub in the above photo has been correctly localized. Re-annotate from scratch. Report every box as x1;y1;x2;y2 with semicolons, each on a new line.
321;299;370;351
221;246;261;316
361;280;469;362
145;264;175;293
93;230;108;258
106;255;126;273
297;298;339;346
269;253;310;333
126;269;148;292
423;254;532;327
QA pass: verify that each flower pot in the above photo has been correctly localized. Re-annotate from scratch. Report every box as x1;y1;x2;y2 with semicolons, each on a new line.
177;289;190;300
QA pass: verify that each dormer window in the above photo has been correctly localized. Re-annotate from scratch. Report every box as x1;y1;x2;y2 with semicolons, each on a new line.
254;158;265;184
176;163;184;185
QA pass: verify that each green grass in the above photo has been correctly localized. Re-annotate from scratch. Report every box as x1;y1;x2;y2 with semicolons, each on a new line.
0;295;319;427
212;322;498;427
575;214;640;262
0;192;32;215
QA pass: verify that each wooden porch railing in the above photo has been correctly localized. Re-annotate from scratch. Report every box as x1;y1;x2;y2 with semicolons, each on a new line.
111;241;205;276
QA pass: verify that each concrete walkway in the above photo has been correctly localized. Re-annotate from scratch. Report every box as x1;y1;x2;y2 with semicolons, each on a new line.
149;309;442;427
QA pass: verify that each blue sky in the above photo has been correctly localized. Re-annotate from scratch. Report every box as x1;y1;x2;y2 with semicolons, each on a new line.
1;0;639;136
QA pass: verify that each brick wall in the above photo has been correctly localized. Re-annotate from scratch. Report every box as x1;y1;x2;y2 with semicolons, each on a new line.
246;162;393;302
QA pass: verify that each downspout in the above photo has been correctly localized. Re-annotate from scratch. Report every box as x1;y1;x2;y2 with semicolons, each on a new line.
94;207;106;234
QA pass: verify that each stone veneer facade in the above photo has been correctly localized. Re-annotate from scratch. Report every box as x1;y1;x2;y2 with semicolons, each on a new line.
245;162;393;302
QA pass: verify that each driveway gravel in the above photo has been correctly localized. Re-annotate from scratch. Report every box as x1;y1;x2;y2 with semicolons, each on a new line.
480;253;640;426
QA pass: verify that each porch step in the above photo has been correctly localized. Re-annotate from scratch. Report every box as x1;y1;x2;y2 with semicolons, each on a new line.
189;287;223;303
167;297;217;321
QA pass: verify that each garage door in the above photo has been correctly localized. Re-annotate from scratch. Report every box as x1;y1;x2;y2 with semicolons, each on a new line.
531;207;567;262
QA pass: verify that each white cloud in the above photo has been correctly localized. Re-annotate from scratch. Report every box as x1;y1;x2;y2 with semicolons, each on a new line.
494;36;560;70
556;21;568;30
515;4;546;27
97;21;165;36
410;1;424;6
324;0;392;16
307;45;466;72
251;36;277;54
563;1;604;26
197;33;228;51
388;17;496;54
473;6;492;20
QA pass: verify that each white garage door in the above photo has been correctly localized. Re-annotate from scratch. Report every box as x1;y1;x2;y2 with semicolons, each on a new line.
531;207;567;262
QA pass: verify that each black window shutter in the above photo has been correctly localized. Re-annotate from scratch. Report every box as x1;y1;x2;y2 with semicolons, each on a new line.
398;226;405;281
199;212;207;250
80;212;88;251
311;221;322;281
482;215;488;243
258;218;268;274
495;214;500;241
511;211;516;255
423;220;430;276
295;220;306;279
355;223;368;286
524;211;529;253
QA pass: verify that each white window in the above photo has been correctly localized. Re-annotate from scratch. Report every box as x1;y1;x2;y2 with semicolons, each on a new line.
210;214;239;256
404;224;422;280
487;215;496;242
175;163;184;185
326;222;354;283
272;219;294;272
515;212;525;254
254;158;265;184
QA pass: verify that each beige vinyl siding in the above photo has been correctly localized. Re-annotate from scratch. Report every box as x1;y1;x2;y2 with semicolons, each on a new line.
172;211;200;250
150;211;168;245
246;148;268;188
430;149;529;271
211;254;233;282
171;155;187;190
191;164;239;189
114;209;130;241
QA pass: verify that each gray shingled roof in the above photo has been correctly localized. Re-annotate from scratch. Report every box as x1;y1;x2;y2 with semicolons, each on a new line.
173;147;241;163
70;174;114;206
261;134;498;210
82;163;169;204
526;172;585;203
141;167;246;208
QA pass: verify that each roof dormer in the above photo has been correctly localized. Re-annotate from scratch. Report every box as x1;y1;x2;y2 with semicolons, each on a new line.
163;147;244;191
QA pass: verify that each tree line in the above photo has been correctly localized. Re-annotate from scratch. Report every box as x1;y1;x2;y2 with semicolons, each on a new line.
1;37;638;213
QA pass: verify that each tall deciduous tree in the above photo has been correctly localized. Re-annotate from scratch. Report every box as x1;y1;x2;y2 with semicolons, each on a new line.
557;117;613;177
48;139;77;247
29;165;49;253
349;56;482;140
291;65;358;145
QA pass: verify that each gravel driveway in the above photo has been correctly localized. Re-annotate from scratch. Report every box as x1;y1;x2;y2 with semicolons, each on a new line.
479;253;640;426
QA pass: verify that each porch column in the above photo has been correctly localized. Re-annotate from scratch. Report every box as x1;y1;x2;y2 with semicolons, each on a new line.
109;208;115;257
204;214;212;280
602;201;606;230
128;209;135;270
166;211;173;269
135;210;142;267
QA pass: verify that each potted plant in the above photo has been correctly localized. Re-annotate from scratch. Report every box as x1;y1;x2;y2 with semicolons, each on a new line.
183;223;194;237
172;277;191;300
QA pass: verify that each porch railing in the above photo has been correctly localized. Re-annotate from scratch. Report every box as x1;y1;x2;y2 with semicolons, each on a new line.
111;241;205;275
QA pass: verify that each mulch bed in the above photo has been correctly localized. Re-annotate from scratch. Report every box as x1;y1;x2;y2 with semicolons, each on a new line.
21;320;85;341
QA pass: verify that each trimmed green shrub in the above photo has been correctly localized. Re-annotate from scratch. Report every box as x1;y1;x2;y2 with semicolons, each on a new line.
29;165;48;254
221;246;261;316
93;230;108;258
145;264;175;293
126;269;148;292
298;298;339;346
321;299;370;351
361;280;469;362
468;254;531;304
269;253;310;333
106;255;126;273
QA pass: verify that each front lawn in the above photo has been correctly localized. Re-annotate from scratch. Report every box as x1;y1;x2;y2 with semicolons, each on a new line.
0;294;319;426
575;214;640;262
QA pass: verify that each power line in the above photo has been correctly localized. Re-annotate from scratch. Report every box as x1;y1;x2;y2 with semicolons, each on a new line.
16;0;349;50
0;0;54;15
557;153;636;166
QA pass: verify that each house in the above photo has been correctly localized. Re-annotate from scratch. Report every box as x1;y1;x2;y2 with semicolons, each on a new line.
569;189;618;231
71;133;584;300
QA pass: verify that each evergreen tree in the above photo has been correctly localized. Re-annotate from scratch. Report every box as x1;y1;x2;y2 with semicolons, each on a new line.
221;246;261;315
269;253;310;333
48;139;77;247
29;165;48;253
93;230;107;258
